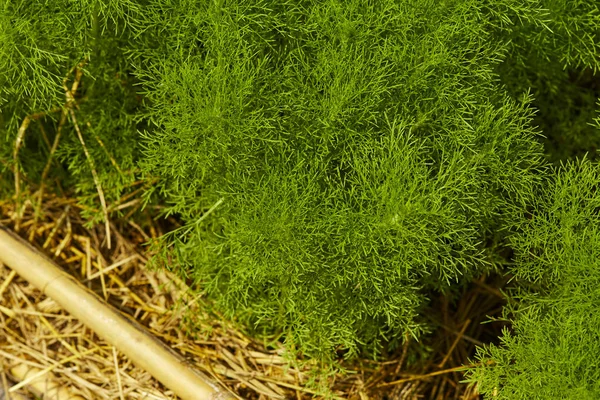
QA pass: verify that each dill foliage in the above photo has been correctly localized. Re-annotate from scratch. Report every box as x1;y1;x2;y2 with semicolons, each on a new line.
467;157;600;399
1;0;600;395
465;2;600;398
131;0;547;362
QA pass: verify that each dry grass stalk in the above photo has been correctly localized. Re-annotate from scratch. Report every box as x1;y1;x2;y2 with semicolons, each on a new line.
68;108;111;250
12;108;61;232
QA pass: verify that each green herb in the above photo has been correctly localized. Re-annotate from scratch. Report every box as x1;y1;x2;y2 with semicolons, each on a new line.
1;1;599;396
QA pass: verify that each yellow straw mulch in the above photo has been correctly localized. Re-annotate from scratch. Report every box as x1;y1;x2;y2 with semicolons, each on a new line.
0;193;490;399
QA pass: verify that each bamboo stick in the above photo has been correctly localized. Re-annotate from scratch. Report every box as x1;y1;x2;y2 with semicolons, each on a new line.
0;224;233;400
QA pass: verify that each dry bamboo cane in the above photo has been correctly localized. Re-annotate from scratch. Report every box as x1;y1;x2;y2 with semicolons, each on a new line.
0;224;234;400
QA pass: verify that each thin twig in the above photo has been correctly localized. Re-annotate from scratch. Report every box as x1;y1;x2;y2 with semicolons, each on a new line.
90;122;123;175
37;120;52;150
438;319;471;369
69;108;112;249
42;206;69;249
113;347;125;400
378;362;492;388
13;112;43;231
396;331;411;374
36;62;85;222
37;110;68;208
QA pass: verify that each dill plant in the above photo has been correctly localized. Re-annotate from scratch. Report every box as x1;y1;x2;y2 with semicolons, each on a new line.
465;2;600;398
1;0;600;395
128;0;547;364
466;156;600;399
